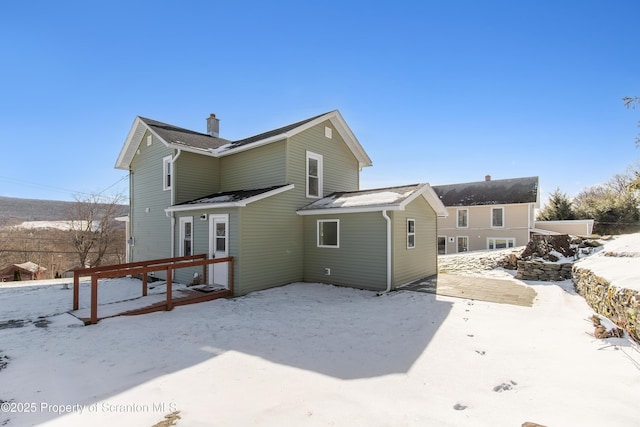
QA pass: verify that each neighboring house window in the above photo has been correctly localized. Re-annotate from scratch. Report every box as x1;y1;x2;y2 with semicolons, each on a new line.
317;219;339;248
457;236;468;253
457;209;468;228
488;238;515;250
491;207;504;228
163;156;173;191
437;236;447;255
407;218;416;249
306;151;323;198
180;217;193;256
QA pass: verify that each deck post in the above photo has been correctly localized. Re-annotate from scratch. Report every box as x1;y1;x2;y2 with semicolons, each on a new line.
229;258;234;295
73;272;80;311
90;275;98;325
166;267;173;311
142;272;148;297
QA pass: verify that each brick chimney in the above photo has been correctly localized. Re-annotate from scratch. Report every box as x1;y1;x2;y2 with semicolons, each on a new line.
485;174;491;181
206;113;220;138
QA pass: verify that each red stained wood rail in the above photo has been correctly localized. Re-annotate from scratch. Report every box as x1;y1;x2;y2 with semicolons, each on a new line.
72;254;234;325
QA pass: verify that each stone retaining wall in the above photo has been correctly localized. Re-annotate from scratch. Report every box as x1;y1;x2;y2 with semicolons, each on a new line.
515;260;573;281
572;265;640;343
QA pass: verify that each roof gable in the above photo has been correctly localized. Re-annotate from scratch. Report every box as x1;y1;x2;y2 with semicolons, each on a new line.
116;111;373;170
432;176;539;207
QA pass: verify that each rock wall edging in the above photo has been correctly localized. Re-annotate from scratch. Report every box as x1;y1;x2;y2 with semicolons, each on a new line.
572;265;640;343
515;260;573;281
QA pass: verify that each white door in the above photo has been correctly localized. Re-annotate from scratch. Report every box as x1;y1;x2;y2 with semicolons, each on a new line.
208;214;229;288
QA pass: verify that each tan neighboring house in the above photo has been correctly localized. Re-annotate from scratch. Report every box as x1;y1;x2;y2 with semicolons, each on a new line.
432;176;539;253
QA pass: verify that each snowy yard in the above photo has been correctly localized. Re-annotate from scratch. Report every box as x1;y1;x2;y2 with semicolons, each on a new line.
1;236;640;426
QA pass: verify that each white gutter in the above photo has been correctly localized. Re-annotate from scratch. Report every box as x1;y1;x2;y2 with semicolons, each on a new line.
379;210;392;295
167;149;182;257
168;212;176;257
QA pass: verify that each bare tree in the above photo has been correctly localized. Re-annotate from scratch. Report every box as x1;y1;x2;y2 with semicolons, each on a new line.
623;96;640;147
68;193;124;268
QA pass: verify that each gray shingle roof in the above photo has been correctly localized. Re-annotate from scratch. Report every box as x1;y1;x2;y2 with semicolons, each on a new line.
229;111;332;148
140;111;333;152
174;185;291;207
432;176;539;206
139;117;230;151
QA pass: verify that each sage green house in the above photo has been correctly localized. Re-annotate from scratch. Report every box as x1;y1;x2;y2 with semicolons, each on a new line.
115;110;447;295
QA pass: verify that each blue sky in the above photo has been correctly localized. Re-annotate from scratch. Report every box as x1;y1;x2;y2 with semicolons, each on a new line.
1;1;638;204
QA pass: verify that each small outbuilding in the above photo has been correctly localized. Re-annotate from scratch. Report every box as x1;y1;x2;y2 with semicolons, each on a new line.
0;262;48;282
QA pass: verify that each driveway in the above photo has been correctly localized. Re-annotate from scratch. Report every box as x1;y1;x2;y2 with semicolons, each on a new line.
400;273;537;307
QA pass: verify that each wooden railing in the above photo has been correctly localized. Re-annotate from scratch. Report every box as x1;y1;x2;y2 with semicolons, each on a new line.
72;254;234;325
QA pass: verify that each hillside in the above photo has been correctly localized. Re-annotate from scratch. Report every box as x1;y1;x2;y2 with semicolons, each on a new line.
0;196;128;227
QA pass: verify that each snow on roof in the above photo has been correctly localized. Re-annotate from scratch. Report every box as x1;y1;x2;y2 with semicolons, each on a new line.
14;262;46;272
298;184;423;213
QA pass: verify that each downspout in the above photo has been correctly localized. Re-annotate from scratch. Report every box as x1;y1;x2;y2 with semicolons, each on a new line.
378;210;392;295
168;149;182;258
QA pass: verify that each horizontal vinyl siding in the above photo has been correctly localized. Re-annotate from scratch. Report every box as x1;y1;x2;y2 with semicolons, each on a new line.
303;212;387;291
439;203;533;252
174;151;220;204
287;121;360;200
172;209;240;285
235;190;303;295
220;141;286;191
392;197;437;287
130;131;173;262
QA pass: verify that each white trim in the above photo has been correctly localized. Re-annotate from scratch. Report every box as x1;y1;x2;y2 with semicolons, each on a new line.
179;216;193;257
490;206;504;228
306;151;323;198
407;218;416;249
165;184;295;213
456;208;469;228
317;219;340;248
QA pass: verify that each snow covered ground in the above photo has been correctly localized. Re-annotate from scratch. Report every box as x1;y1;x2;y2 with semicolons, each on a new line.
1;236;640;426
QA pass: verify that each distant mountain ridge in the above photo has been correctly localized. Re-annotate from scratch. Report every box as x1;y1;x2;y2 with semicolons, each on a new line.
0;196;128;227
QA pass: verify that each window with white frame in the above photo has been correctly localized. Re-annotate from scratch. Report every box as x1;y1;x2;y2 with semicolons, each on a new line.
306;151;323;198
491;207;504;228
317;219;339;248
407;218;416;249
487;238;515;250
179;217;193;256
457;236;468;253
163;156;173;191
457;209;468;228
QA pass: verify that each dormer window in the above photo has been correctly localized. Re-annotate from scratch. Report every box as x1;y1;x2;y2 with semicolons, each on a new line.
306;151;323;198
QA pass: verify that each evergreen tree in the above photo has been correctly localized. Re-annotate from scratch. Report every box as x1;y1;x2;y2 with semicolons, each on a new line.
537;188;575;221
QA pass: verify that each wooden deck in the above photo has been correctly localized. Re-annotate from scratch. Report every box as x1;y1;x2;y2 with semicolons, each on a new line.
70;287;232;325
71;254;235;324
